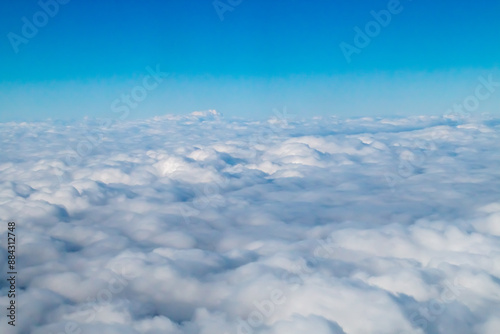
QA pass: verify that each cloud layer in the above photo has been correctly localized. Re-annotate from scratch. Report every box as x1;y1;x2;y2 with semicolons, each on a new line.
1;111;500;334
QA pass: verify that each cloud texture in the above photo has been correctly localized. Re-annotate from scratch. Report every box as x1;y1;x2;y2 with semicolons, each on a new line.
1;111;500;334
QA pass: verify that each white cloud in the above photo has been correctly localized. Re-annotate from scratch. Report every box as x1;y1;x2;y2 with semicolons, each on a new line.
0;113;499;333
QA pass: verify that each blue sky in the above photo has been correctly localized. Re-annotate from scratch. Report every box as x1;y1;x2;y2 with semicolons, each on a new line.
0;0;499;121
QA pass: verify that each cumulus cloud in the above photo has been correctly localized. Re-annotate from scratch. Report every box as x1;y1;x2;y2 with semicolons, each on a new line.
1;112;499;333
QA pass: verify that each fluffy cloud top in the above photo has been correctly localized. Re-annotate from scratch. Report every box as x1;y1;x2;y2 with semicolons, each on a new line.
1;112;499;334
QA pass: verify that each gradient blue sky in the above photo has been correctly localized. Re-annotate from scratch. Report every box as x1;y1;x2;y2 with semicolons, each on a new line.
0;0;499;121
